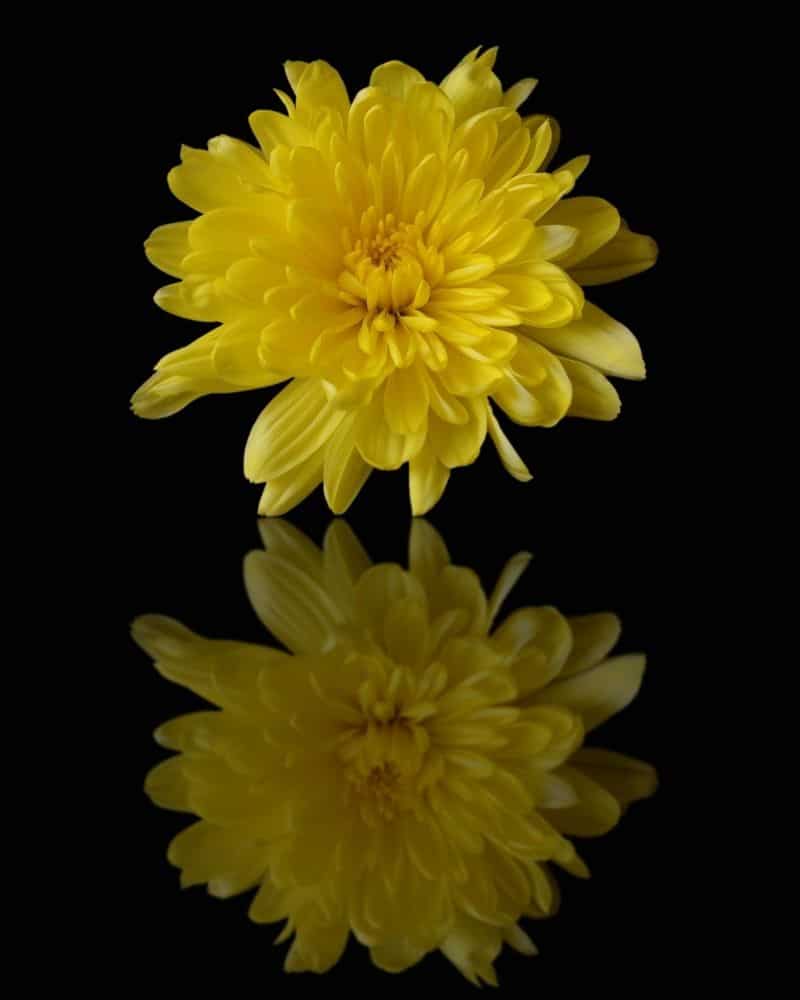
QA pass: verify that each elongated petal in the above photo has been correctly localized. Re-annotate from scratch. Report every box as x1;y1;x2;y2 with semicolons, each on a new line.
570;748;658;807
409;445;451;515
256;448;325;516
243;548;343;653
544;766;622;836
570;224;658;286
145;222;191;277
244;379;343;482
562;613;622;677
487;406;532;481
492;340;572;427
560;356;621;420
323;416;371;514
535;653;646;732
525;303;645;380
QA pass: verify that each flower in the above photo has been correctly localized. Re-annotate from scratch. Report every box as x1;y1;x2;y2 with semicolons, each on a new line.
134;519;656;984
133;49;657;516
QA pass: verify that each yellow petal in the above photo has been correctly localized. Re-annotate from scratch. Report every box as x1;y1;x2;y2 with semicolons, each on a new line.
536;653;646;732
144;757;191;812
523;113;560;171
168;146;252;213
409;444;451;515
145;222;191;278
560;356;621;420
244;378;344;482
248;109;310;155
323;416;371;514
528;224;579;261
370;60;426;99
503;78;538;109
561;613;622;677
243;546;343;653
545;765;622;836
570;748;658;807
492;340;572;427
213;317;286;387
526;303;645;379
440;50;503;124
542;197;621;268
383;364;429;434
487;406;532;481
427;398;488;468
256;448;325;516
168;821;266;894
354;386;424;470
569;224;658;286
289;60;350;125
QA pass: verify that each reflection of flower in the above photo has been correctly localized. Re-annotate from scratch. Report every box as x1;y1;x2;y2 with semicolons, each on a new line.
134;521;655;984
132;49;656;516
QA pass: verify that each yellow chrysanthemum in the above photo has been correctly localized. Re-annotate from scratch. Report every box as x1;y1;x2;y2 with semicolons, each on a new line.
133;48;657;515
134;520;656;984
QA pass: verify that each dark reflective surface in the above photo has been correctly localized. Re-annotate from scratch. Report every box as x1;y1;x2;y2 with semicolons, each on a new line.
132;518;657;984
102;17;698;996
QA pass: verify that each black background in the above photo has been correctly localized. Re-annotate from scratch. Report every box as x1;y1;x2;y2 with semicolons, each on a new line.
92;11;714;995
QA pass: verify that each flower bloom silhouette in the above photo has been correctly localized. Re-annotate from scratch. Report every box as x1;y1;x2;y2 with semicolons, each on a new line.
133;49;656;515
133;520;656;984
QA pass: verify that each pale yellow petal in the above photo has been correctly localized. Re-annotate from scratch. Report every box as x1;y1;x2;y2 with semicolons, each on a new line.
526;302;645;380
570;748;658;807
569;224;658;286
323;415;371;514
544;765;622;836
487;406;532;481
542;197;621;268
536;653;646;731
561;613;622;677
370;60;426;99
492;340;572;427
145;222;191;278
243;547;343;653
256;448;325;516
409;445;451;515
560;356;621;420
244;378;344;482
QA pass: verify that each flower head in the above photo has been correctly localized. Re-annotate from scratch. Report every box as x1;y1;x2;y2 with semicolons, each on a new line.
133;49;657;515
134;519;656;984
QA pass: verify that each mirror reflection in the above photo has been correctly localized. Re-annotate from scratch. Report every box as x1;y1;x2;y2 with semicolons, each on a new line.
133;519;656;985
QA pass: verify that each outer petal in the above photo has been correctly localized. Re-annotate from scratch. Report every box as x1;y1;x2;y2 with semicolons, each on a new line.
409;443;451;515
145;222;191;277
491;340;572;427
542;197;621;268
244;378;344;482
525;303;645;380
167;821;266;894
370;60;426;99
440;48;503;125
427;398;488;468
354;386;424;470
560;356;621;421
544;765;622;837
256;448;325;515
243;547;343;653
534;653;646;732
569;224;658;286
561;613;622;677
487;406;532;481
323;415;372;514
570;748;658;807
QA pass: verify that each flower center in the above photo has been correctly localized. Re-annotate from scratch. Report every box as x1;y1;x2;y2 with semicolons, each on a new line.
335;659;445;823
338;210;443;317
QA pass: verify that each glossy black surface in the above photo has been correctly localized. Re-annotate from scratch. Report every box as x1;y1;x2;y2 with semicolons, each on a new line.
102;15;701;994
